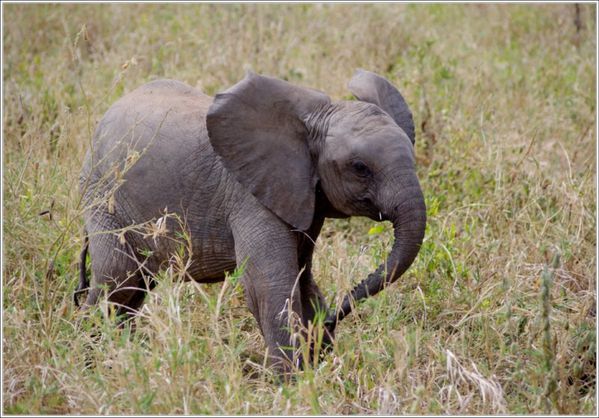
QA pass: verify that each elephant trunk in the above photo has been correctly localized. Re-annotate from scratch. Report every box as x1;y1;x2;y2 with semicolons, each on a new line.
325;177;426;332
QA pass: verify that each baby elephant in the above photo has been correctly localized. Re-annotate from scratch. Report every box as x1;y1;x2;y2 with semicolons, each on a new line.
77;70;426;371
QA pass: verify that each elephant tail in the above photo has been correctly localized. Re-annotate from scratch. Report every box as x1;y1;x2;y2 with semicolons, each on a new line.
74;232;89;308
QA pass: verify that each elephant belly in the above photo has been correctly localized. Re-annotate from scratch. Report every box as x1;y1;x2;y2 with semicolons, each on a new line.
184;228;238;283
186;253;237;283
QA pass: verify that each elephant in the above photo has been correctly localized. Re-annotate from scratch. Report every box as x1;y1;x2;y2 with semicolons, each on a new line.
76;69;426;372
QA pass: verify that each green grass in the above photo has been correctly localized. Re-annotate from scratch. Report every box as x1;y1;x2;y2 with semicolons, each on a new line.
2;3;596;415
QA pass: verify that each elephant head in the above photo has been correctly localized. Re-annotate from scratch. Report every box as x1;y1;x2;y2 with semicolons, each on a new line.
207;70;426;333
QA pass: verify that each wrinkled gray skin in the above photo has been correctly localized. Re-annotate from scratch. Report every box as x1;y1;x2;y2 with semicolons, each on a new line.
78;70;426;371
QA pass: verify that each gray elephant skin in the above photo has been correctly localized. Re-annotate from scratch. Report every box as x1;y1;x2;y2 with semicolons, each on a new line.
77;70;427;371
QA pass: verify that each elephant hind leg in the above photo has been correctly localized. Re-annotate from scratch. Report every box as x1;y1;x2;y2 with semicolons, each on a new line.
84;227;156;321
113;275;157;323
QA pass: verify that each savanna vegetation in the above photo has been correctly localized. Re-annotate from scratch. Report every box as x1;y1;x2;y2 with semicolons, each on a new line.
2;3;596;415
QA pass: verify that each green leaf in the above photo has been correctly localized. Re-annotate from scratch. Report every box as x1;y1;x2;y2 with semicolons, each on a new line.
368;224;385;235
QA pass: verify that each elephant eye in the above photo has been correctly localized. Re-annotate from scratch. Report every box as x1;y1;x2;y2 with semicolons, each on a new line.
351;160;372;177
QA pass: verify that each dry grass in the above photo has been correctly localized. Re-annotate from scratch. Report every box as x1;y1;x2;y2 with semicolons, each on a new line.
2;3;596;415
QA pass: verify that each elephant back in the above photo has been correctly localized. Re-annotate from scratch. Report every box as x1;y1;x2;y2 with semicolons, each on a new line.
80;79;214;221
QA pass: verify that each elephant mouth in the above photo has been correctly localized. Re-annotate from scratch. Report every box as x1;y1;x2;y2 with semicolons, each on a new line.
355;197;391;221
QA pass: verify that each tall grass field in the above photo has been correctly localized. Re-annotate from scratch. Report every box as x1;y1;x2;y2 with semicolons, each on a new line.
2;3;596;415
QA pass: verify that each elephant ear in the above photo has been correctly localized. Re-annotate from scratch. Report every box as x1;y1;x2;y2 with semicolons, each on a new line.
348;69;415;145
206;72;331;231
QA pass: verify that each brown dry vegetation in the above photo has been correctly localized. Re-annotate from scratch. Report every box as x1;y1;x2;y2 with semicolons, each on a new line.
2;3;597;415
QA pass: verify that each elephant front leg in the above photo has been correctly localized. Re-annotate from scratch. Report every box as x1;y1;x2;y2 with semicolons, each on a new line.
242;274;304;373
234;227;304;374
297;216;334;360
299;271;334;361
299;271;328;327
